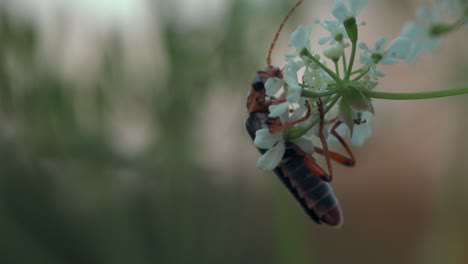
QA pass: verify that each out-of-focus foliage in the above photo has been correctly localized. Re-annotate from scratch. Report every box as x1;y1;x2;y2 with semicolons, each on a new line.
0;1;313;263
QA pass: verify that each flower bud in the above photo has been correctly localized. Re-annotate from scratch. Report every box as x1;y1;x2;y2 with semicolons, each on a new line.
324;45;344;62
429;23;452;37
343;16;358;43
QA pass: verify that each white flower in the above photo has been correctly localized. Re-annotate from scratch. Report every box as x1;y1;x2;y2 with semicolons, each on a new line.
268;60;304;119
283;62;302;101
316;19;349;46
254;117;314;170
331;111;373;147
289;24;312;52
265;77;284;97
332;0;368;22
303;66;332;92
350;113;372;146
358;36;410;79
400;7;443;63
254;129;286;170
283;59;304;86
436;0;468;16
293;101;331;140
269;102;290;120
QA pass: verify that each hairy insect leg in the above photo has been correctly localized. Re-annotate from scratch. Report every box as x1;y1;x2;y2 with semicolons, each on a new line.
290;143;330;182
316;97;334;182
269;100;312;133
328;120;357;166
303;153;331;182
314;147;355;167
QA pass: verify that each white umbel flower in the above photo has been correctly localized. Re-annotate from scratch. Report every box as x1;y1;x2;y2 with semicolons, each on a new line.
358;36;410;79
332;0;368;22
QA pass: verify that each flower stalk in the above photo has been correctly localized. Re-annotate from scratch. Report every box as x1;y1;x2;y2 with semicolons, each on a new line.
362;87;468;100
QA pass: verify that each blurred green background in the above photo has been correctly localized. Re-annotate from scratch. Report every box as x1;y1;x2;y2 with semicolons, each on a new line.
0;0;467;263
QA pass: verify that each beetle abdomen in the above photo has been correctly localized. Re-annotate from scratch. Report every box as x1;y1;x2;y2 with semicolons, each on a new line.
278;144;343;227
245;112;343;227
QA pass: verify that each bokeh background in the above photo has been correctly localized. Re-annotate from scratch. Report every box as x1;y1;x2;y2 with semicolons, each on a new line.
0;0;467;263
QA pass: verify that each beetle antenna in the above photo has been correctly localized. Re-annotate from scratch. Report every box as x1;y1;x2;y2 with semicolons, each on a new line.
267;0;305;67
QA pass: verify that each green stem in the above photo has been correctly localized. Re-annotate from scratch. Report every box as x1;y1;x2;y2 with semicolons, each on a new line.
302;95;341;134
300;48;343;85
431;16;467;37
451;15;467;32
341;44;348;74
350;69;361;75
362;87;468;100
334;61;340;79
302;88;339;98
324;94;341;113
352;67;370;81
344;40;357;81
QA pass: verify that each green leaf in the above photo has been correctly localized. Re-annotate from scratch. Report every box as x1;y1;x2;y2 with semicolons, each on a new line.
345;87;374;113
338;97;355;135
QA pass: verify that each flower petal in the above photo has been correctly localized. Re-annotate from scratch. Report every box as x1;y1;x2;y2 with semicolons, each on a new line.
286;86;301;103
256;142;286;170
269;102;290;117
374;36;387;52
265;77;283;96
379;56;397;65
417;7;440;23
349;0;368;17
332;0;348;21
290;104;307;121
357;41;370;52
401;21;424;37
359;53;372;64
351;115;372;146
254;128;279;149
385;36;411;61
318;36;331;45
370;66;385;78
289;26;306;48
279;110;289;125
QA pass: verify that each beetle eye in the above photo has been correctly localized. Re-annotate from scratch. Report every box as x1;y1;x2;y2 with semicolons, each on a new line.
252;75;264;91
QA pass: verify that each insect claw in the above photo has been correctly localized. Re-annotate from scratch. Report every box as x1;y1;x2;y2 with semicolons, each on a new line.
354;118;366;124
320;175;332;182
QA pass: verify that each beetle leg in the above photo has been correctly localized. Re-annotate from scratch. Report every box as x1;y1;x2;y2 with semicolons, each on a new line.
328;120;356;166
303;153;331;182
313;147;355;167
316;97;334;182
289;142;331;182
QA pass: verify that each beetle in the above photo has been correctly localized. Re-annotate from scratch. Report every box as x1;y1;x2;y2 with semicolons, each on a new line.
245;0;356;227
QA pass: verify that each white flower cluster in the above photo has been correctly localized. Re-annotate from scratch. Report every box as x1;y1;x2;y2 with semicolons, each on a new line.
253;0;467;170
402;0;467;63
